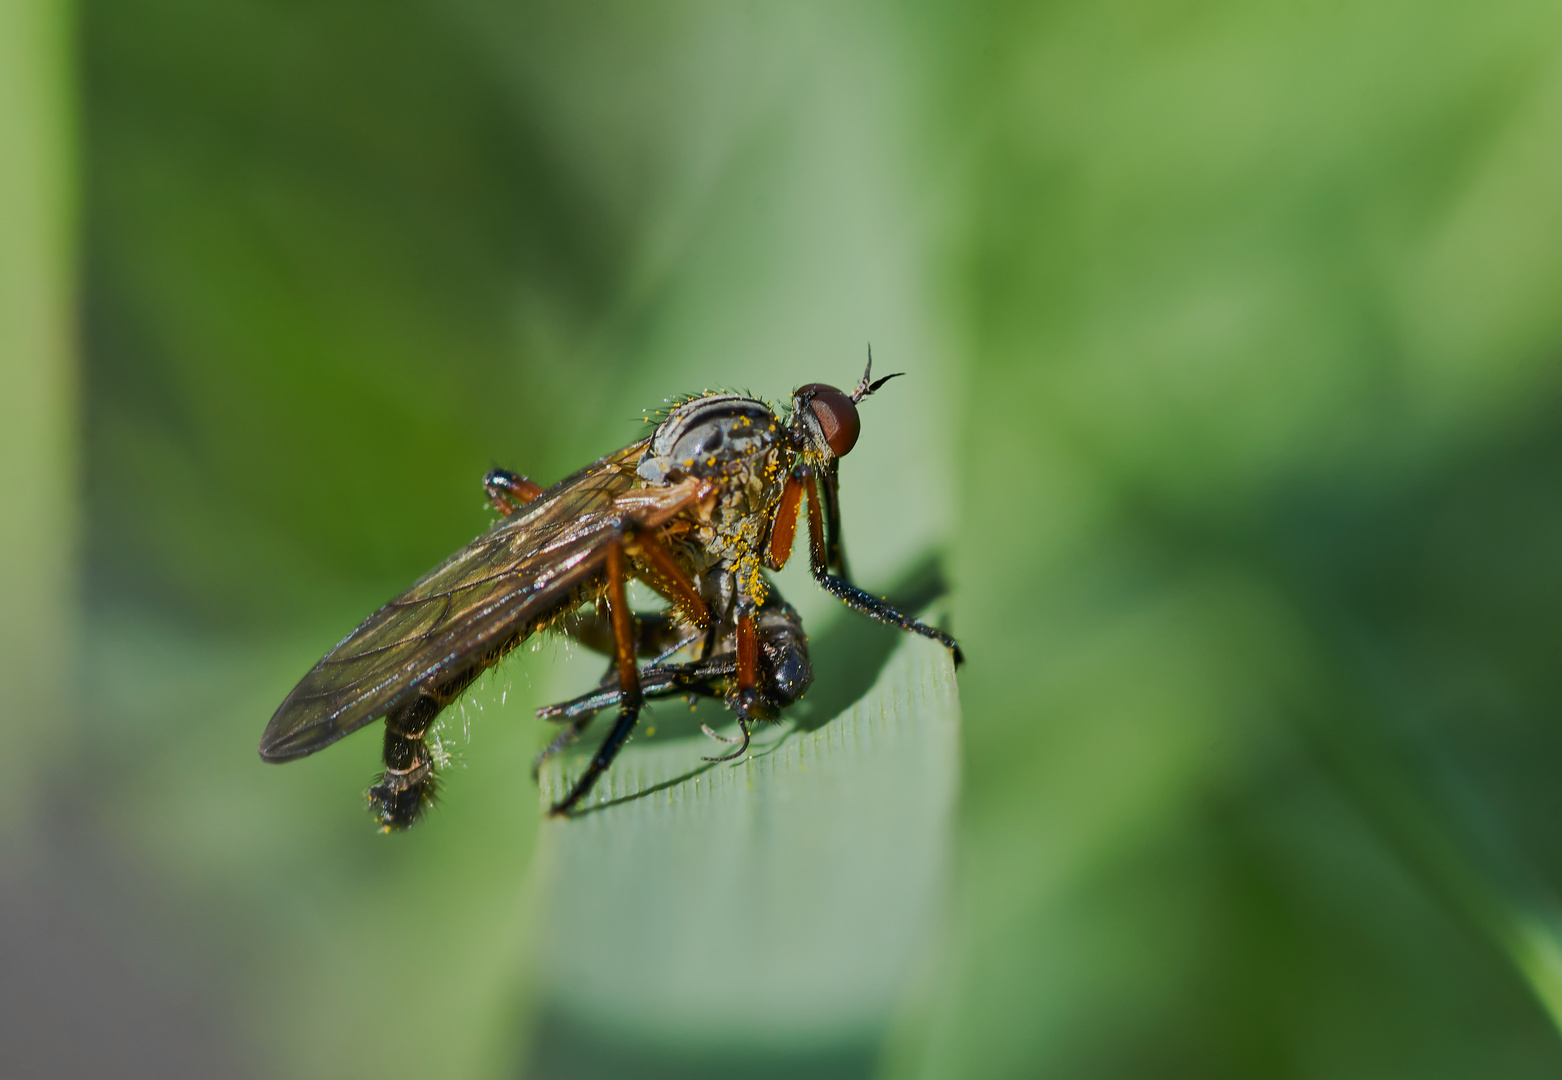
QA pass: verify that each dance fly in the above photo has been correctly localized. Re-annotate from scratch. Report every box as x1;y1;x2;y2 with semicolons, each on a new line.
260;355;962;826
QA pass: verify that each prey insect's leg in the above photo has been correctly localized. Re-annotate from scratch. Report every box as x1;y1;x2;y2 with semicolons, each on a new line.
483;467;544;517
538;657;752;762
701;714;751;762
537;658;734;723
532;716;590;780
561;602;703;719
550;542;643;816
803;473;965;665
538;589;810;771
532;658;736;777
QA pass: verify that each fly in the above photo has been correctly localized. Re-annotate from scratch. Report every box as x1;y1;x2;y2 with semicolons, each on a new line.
259;355;963;826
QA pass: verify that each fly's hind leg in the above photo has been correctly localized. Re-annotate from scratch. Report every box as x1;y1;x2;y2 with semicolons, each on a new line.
547;478;713;817
549;543;643;817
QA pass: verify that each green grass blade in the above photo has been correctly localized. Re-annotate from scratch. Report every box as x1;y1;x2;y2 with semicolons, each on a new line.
531;616;961;1062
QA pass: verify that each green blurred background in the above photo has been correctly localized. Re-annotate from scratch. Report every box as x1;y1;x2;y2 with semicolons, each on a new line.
6;0;1562;1076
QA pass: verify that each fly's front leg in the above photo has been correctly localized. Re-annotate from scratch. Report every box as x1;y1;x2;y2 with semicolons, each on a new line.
764;473;805;572
483;467;544;517
801;471;964;665
729;608;763;715
819;458;852;581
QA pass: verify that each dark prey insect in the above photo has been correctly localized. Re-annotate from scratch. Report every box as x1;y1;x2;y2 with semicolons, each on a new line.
259;355;963;825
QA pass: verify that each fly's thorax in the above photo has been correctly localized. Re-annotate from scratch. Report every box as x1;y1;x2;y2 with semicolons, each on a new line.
638;393;792;564
637;394;788;485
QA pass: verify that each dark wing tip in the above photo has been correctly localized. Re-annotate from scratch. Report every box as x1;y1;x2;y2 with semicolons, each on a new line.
258;700;340;762
258;724;315;762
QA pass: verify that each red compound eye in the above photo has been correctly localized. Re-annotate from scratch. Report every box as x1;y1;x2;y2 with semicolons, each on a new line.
796;383;860;457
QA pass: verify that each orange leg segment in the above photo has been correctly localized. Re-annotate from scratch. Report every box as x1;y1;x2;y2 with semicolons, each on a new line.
630;528;710;629
803;473;827;572
606;544;639;696
736;612;758;692
765;474;804;571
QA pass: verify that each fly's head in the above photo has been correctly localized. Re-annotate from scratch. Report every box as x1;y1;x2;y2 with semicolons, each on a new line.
787;353;903;469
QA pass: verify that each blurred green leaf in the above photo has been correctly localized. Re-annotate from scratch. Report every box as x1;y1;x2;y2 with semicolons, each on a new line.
0;0;75;822
920;1;1562;1077
32;0;1562;1075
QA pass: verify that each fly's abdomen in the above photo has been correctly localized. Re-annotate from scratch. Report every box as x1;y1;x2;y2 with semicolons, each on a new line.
366;657;493;829
367;693;443;830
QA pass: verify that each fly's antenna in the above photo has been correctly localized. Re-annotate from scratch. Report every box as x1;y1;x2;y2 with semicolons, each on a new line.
850;344;904;403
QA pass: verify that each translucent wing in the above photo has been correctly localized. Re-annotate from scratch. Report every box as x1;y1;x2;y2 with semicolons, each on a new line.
259;440;649;761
